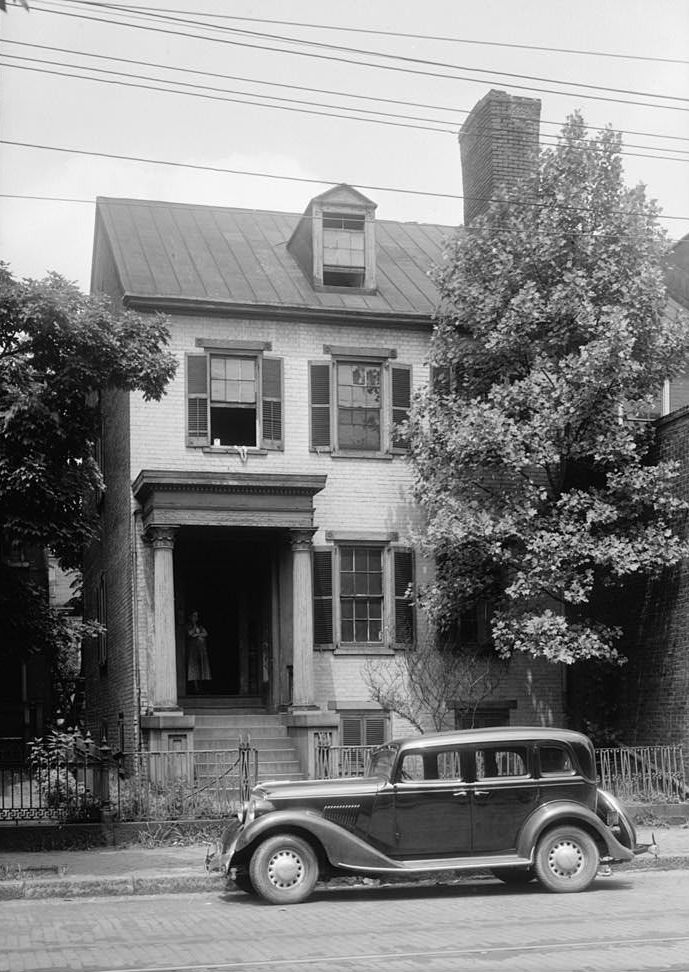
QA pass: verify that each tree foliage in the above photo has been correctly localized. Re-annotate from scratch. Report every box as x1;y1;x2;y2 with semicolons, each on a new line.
410;114;689;666
0;265;176;661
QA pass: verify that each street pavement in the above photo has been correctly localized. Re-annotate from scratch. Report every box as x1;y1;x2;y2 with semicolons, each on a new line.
0;823;687;900
1;868;689;972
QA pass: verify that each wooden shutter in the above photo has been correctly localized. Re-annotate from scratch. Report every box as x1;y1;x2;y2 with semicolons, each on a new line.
393;548;415;645
313;548;334;646
364;716;387;746
341;717;362;747
310;362;331;450
261;357;283;449
186;353;209;446
391;364;412;452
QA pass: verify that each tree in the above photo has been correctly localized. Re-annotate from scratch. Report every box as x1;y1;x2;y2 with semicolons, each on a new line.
410;114;689;667
363;639;505;734
0;265;176;667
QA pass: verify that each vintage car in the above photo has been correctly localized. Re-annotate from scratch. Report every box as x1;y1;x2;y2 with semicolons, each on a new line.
217;726;654;905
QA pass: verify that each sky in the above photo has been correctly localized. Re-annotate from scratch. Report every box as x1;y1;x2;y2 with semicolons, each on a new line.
1;0;688;290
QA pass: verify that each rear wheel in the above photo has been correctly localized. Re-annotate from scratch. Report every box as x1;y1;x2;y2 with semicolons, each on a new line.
534;826;599;893
491;867;535;885
249;834;319;905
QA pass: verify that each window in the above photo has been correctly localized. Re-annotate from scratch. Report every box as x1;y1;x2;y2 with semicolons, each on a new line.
322;211;366;289
341;713;387;748
399;748;464;782
309;353;411;455
186;350;283;450
340;546;383;643
475;746;529;780
538;746;575;776
313;543;415;648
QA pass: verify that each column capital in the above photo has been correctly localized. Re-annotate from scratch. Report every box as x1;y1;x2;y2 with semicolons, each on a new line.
145;525;178;550
289;528;316;552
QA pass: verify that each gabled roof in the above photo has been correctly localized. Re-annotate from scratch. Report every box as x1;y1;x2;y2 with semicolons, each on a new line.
94;196;452;320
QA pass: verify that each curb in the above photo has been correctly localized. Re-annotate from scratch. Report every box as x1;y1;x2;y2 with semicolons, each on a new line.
1;857;688;900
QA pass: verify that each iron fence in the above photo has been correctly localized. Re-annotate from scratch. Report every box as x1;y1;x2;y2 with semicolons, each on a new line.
0;736;108;823
314;737;377;778
111;745;259;820
596;745;687;803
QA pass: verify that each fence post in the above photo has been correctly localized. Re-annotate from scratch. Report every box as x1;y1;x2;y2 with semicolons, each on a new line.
238;733;253;802
315;731;333;779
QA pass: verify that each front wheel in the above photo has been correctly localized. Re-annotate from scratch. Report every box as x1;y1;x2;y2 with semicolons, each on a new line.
249;834;319;905
534;826;599;893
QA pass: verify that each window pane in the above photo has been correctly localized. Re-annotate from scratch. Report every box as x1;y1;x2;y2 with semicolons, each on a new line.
476;747;528;780
539;747;574;776
341;573;354;596
341;599;353;619
341;547;353;571
341;620;354;642
369;618;382;641
210;358;225;378
355;620;369;641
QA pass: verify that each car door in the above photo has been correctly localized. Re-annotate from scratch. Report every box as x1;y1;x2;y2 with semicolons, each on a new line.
469;743;538;854
391;746;472;857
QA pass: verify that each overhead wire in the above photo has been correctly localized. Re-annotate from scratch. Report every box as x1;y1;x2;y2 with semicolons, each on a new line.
2;138;686;224
3;55;689;164
4;38;689;154
70;1;688;67
37;0;689;104
26;1;689;113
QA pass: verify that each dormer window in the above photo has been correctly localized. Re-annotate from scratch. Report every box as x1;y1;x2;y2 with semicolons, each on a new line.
287;185;377;293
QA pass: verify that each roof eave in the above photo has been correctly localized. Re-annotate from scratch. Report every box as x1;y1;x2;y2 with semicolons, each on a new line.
123;294;436;329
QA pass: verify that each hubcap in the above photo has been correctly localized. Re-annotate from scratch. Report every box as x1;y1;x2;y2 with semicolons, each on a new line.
267;849;304;889
548;839;584;878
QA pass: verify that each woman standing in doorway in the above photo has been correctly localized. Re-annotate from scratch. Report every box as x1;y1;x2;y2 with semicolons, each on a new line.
186;610;212;693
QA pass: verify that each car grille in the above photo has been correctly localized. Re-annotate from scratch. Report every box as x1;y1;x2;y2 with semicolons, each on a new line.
322;803;361;831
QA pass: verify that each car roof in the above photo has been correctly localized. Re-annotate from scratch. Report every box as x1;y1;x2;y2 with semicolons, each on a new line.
389;726;592;751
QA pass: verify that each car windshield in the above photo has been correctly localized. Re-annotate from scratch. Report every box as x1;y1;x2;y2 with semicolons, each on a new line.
365;744;397;779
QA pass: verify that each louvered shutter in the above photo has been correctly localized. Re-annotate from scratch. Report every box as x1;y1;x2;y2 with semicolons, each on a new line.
391;364;412;452
364;716;386;746
310;362;331;450
261;357;283;449
186;354;209;446
393;548;415;645
341;718;362;746
313;548;334;646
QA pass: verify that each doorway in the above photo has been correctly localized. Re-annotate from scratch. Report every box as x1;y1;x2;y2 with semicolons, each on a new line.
175;529;275;699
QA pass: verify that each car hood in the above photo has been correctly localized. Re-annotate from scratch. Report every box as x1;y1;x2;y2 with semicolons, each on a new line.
253;776;385;801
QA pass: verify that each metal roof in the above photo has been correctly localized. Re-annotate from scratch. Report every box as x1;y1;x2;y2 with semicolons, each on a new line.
95;196;453;318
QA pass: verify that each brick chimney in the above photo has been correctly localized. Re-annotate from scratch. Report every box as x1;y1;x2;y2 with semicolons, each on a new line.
459;89;541;225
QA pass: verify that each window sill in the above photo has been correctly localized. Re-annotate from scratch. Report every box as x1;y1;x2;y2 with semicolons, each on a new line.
331;451;393;461
334;644;396;656
201;446;268;456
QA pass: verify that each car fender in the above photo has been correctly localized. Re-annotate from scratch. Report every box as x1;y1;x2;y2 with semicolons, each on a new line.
517;801;634;863
231;809;405;871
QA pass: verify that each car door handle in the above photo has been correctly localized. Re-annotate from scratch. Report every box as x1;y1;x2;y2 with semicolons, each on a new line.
452;790;468;798
474;789;491;799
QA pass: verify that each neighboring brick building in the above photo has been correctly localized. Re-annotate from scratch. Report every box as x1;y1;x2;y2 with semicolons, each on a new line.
83;89;567;768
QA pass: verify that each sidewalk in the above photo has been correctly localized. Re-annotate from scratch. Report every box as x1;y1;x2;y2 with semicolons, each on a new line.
0;826;688;900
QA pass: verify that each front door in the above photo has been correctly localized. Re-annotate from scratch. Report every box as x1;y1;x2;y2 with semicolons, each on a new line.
176;530;274;698
391;746;472;857
469;743;538;854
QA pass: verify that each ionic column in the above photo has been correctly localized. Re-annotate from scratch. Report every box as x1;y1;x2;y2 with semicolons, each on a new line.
290;529;317;708
147;526;179;710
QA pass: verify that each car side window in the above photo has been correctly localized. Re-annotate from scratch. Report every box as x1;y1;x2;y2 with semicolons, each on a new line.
397;750;464;782
475;746;529;780
539;746;575;776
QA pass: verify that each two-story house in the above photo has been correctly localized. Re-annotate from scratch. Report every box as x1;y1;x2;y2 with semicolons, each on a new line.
84;90;567;774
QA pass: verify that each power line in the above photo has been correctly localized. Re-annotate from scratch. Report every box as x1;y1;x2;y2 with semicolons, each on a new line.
75;1;688;67
39;0;689;104
4;57;689;165
6;39;689;151
2;138;686;222
27;1;689;114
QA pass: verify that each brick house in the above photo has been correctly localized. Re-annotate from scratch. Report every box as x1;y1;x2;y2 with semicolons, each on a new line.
83;90;567;773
